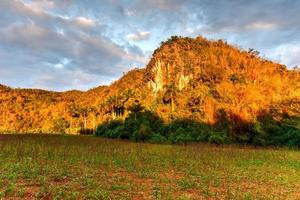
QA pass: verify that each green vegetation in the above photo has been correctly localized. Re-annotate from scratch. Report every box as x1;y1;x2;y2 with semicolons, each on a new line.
1;134;300;199
96;106;300;147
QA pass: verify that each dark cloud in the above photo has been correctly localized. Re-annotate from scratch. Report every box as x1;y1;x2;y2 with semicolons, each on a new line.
0;0;299;90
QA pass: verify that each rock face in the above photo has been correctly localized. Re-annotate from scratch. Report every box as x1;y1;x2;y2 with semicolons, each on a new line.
0;36;300;133
147;59;192;93
148;60;166;93
144;36;300;124
178;74;191;91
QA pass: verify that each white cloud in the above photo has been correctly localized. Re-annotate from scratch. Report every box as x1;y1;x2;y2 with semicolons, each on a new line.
126;31;151;42
268;44;300;67
75;17;96;27
245;21;277;31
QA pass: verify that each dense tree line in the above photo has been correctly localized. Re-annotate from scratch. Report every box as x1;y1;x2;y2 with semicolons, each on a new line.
96;104;300;147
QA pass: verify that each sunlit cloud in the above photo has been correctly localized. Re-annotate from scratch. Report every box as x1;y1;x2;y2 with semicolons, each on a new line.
75;17;96;27
127;31;151;42
245;21;278;31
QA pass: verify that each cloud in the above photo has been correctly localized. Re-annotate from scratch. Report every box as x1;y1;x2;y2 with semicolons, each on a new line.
75;17;96;27
0;0;147;91
126;31;151;42
21;0;55;12
34;69;114;91
245;21;278;31
268;44;300;67
0;0;299;90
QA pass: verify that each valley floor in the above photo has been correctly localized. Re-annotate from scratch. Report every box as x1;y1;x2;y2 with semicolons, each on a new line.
0;135;300;200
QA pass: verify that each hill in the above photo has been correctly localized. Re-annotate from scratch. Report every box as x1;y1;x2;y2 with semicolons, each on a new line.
0;36;299;134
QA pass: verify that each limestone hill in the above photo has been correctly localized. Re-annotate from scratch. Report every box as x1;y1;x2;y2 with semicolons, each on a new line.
0;36;299;133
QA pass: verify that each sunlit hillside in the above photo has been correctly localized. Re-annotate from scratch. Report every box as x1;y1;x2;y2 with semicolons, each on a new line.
0;36;300;136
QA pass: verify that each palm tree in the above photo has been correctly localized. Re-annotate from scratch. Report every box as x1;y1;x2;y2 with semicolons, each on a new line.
68;104;80;129
88;106;98;133
106;95;118;119
128;101;144;120
106;90;134;119
78;107;90;129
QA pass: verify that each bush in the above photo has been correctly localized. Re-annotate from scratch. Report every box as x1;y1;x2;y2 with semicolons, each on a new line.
250;122;267;146
95;120;123;137
267;124;300;147
124;111;164;140
251;115;300;147
208;131;230;145
131;122;153;142
105;125;124;138
195;124;213;142
169;127;193;144
149;134;168;144
94;109;300;148
174;133;194;144
282;129;300;147
167;119;210;142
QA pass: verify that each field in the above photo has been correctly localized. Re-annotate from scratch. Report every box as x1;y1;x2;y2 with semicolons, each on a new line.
0;135;300;200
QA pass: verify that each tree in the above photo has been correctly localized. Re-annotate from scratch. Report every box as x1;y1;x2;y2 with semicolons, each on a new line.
52;118;69;133
133;122;153;142
164;83;178;118
87;106;98;133
68;103;80;129
106;95;118;119
78;107;90;129
105;90;134;119
128;100;144;120
248;48;260;57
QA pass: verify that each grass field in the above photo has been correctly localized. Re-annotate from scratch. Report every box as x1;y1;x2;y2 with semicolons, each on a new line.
0;135;300;200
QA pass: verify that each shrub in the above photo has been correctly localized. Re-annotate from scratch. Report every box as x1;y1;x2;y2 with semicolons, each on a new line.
208;131;230;145
174;133;194;144
149;134;168;144
250;122;267;146
167;119;209;141
251;115;300;147
105;125;124;138
131;123;153;142
195;123;213;142
282;129;300;147
124;110;164;139
94;109;300;148
95;120;123;137
169;127;193;144
267;125;300;147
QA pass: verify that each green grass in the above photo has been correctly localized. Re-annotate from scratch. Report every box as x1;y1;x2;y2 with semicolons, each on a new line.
0;134;300;199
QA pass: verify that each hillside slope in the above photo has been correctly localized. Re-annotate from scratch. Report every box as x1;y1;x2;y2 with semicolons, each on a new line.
0;36;299;133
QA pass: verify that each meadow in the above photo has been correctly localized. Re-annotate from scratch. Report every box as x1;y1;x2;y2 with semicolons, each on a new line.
0;134;300;200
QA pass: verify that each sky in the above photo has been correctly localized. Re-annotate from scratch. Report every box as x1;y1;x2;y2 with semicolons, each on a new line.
0;0;300;91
